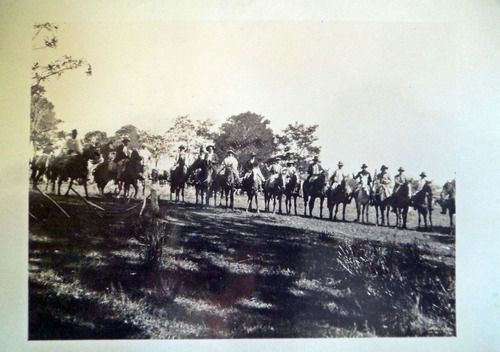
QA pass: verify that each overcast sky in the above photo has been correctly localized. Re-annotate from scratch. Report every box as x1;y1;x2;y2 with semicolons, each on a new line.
33;21;459;183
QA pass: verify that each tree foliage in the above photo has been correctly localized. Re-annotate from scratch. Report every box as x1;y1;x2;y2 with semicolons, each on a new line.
214;112;276;165
30;23;91;154
275;122;321;175
83;131;109;146
113;125;141;149
163;115;215;162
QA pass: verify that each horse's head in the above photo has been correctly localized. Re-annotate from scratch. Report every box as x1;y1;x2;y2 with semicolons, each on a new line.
83;146;101;163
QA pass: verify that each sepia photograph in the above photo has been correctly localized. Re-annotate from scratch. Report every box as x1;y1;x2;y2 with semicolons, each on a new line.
1;1;499;351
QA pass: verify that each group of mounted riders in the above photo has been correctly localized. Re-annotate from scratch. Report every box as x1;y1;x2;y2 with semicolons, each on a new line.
30;129;455;230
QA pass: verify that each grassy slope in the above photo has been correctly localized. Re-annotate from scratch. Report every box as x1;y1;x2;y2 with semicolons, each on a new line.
28;185;455;339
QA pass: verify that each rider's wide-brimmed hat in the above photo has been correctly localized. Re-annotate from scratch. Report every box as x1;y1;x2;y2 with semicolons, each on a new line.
420;172;427;177
206;145;214;150
313;155;319;161
338;161;344;166
381;165;388;170
178;145;185;150
250;152;257;156
72;129;78;134
361;163;368;169
398;167;405;172
275;155;281;160
287;160;295;165
122;136;130;142
227;148;235;155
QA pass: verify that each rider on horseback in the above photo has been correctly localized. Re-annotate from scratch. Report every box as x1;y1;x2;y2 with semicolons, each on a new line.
353;164;372;196
63;129;83;156
306;156;323;184
220;148;240;185
242;152;265;192
328;161;345;190
375;165;392;197
413;172;427;195
138;143;153;178
393;167;407;194
113;136;131;180
283;160;298;179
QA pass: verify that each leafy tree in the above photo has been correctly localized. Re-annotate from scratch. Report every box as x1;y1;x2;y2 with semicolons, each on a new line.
83;131;109;146
113;125;141;149
137;130;169;168
30;23;91;154
275;122;321;175
163;115;216;162
214;112;276;165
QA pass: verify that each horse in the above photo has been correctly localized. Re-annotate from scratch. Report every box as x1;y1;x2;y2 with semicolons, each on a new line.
93;160;118;196
263;174;284;214
327;177;354;222
353;174;371;223
372;182;392;226
411;181;434;230
50;146;101;198
30;154;55;189
436;180;456;228
187;158;212;206
170;159;187;202
284;174;300;215
121;149;144;199
210;166;237;210
302;170;327;218
390;180;412;229
241;169;260;213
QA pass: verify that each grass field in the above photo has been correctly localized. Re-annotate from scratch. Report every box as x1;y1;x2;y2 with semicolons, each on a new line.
29;183;455;339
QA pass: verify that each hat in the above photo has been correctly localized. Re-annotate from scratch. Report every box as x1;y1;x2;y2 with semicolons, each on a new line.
398;167;405;172
227;148;235;155
206;145;214;150
250;152;257;157
199;146;205;152
141;143;147;147
178;145;185;150
313;155;319;161
72;129;78;134
420;172;427;178
381;165;388;171
338;161;344;166
275;156;281;160
287;160;295;165
361;163;368;169
122;136;130;143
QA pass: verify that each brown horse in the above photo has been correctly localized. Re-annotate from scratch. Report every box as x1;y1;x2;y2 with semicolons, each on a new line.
210;166;237;210
372;183;391;226
242;170;260;213
170;158;187;203
187;158;212;206
411;181;434;230
327;177;354;222
121;149;144;199
302;170;328;218
264;174;284;214
390;180;411;229
50;146;100;198
30;154;55;189
437;180;456;228
284;174;300;215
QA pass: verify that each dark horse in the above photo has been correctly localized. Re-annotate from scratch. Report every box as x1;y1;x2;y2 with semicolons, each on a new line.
50;146;100;198
187;158;212;206
170;159;187;202
93;160;116;196
372;183;392;226
327;177;354;222
121;150;144;199
302;170;327;218
411;181;434;230
242;170;260;213
30;154;55;189
264;174;284;214
210;166;237;210
390;180;411;229
284;174;300;215
436;180;456;228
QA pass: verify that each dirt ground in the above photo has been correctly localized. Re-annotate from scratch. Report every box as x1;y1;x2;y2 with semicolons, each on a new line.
28;182;455;339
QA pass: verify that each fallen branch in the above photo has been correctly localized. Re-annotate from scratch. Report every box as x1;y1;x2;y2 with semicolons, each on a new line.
69;187;105;211
124;201;143;212
139;194;151;216
29;211;39;221
34;185;70;218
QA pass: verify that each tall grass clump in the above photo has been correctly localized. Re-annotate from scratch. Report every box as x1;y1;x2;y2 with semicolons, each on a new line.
335;239;455;336
129;216;169;268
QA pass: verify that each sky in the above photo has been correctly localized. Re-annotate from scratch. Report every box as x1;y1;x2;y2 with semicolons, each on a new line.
33;20;459;184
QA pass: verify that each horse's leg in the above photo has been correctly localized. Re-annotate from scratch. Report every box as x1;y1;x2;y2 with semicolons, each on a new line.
429;207;433;231
375;205;379;226
355;200;360;222
319;197;324;219
342;203;347;222
309;197;314;218
303;194;308;216
255;193;259;213
231;188;234;210
278;194;283;214
402;207;408;229
83;180;89;198
65;178;73;196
